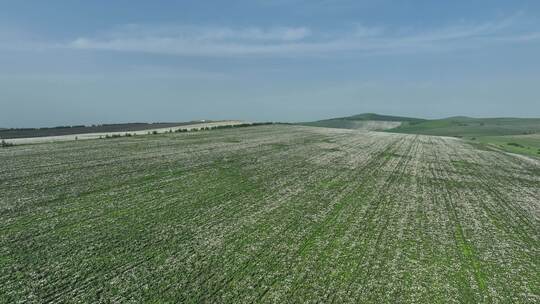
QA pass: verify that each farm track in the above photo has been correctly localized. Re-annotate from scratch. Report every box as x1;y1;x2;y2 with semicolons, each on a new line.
0;125;538;303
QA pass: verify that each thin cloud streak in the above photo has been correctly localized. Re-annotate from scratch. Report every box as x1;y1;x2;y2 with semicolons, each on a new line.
67;19;540;57
2;17;539;56
97;24;312;42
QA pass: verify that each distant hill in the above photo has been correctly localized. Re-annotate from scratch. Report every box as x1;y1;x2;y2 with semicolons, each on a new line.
299;113;425;131
388;116;540;137
0;121;214;139
301;113;540;137
338;113;425;122
300;114;540;158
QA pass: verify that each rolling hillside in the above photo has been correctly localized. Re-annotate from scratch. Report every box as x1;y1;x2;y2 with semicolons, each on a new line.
388;116;540;157
303;114;540;157
389;116;540;137
299;113;425;131
474;133;540;157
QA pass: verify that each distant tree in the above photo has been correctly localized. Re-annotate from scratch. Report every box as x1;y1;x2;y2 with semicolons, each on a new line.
1;140;14;147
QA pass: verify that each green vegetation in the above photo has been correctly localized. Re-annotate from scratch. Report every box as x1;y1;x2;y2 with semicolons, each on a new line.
337;113;425;122
473;134;540;157
389;116;540;137
299;113;425;130
105;134;123;139
1;139;14;148
388;116;540;158
304;113;540;158
1;125;538;302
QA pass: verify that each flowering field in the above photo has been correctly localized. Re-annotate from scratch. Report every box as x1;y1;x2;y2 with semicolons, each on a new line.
1;125;538;303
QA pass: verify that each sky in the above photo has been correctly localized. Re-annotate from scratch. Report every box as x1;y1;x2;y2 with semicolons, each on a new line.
1;0;540;127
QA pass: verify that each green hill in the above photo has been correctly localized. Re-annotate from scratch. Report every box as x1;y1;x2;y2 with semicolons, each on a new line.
474;134;540;157
339;113;425;122
388;116;540;158
389;117;540;137
301;114;540;158
299;113;425;131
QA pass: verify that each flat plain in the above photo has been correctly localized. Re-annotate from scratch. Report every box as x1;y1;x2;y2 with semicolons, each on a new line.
1;125;538;303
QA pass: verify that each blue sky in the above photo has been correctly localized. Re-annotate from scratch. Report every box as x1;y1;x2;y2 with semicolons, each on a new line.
1;0;540;127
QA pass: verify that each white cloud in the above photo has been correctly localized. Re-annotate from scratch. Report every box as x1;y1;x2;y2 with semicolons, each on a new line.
352;25;384;37
68;25;317;56
90;24;311;42
3;16;539;57
493;32;540;42
68;18;540;57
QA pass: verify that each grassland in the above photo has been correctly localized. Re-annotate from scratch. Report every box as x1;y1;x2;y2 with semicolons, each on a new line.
389;116;540;137
304;113;540;158
1;125;539;303
473;134;540;157
388;116;540;158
